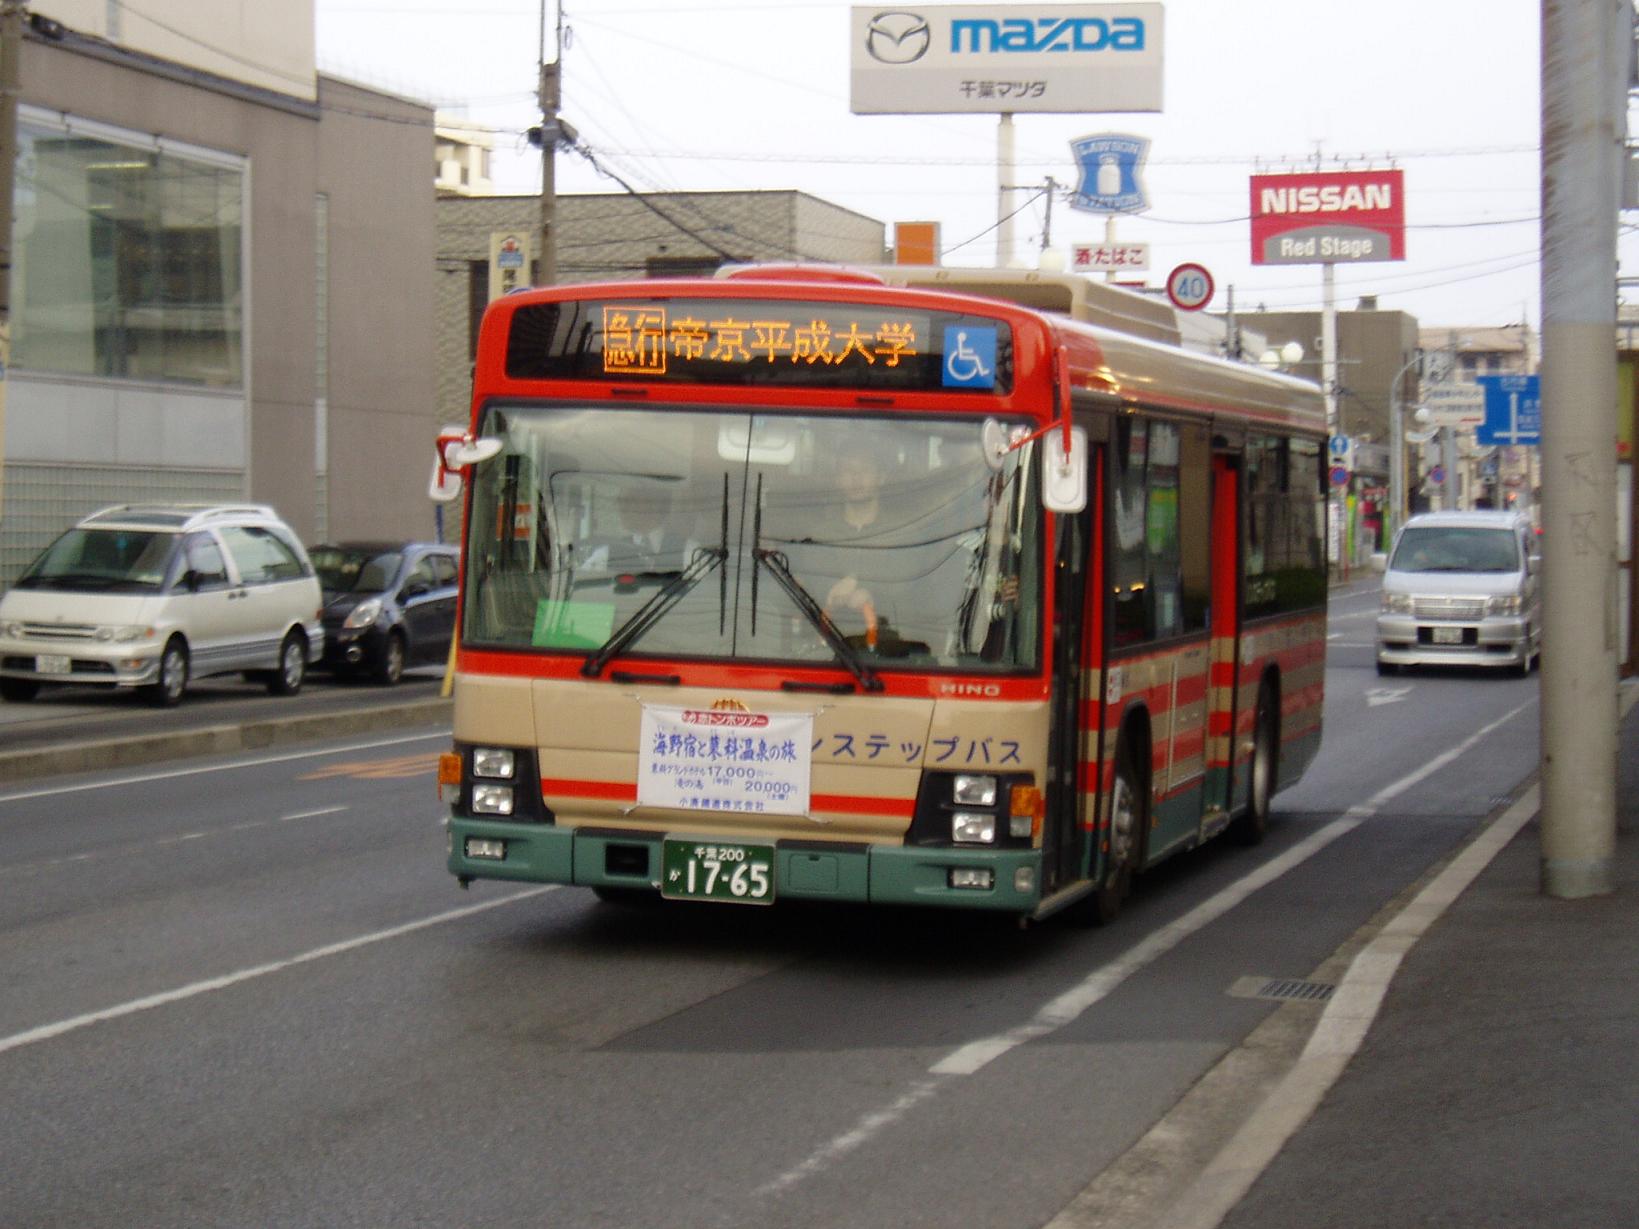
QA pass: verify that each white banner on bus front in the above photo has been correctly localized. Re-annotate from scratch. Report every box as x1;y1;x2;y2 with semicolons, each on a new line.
638;706;813;817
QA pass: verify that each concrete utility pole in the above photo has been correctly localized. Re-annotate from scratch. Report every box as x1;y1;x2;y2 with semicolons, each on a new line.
0;0;25;524
1537;0;1622;899
537;1;562;286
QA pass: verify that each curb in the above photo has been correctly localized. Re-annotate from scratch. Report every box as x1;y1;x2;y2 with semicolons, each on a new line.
0;697;453;784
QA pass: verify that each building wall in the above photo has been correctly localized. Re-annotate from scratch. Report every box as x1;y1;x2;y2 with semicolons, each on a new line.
316;78;439;543
37;0;316;101
2;26;435;580
433;190;888;427
1235;307;1419;453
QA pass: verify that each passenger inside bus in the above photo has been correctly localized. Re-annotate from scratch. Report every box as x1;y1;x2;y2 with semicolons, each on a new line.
577;482;694;582
816;439;1014;656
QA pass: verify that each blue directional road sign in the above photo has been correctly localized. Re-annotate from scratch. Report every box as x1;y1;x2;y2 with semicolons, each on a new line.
1475;374;1540;446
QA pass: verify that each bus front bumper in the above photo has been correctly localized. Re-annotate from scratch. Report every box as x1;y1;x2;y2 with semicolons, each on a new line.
446;817;1044;913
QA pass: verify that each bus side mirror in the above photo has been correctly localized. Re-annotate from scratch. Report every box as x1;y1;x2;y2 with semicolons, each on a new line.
1370;552;1388;573
430;427;503;503
1042;426;1087;513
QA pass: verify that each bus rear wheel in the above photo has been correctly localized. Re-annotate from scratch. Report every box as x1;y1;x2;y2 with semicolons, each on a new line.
1232;682;1278;846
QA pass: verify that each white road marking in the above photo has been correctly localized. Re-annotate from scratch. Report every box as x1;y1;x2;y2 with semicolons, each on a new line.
1364;687;1412;707
1152;786;1541;1229
762;698;1537;1200
930;818;1362;1078
0;887;556;1056
2;806;356;877
1047;694;1553;1229
0;730;450;804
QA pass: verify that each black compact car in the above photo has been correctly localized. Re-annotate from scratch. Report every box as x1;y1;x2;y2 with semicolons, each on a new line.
312;542;459;684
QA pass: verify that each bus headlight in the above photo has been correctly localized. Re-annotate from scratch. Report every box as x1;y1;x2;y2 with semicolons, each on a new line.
472;747;516;779
952;774;998;806
471;784;515;815
1382;592;1412;614
951;812;996;844
1487;593;1522;616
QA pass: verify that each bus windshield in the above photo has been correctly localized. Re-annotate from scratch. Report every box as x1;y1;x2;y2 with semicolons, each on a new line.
461;404;1043;673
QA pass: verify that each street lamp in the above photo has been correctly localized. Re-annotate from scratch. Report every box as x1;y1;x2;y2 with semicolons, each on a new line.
1257;340;1305;371
1388;342;1462;538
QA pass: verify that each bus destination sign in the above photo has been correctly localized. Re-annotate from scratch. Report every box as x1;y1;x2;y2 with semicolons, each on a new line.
602;305;916;375
504;298;1013;394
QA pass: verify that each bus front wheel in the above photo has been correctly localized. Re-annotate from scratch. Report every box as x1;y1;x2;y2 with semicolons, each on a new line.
1082;736;1145;925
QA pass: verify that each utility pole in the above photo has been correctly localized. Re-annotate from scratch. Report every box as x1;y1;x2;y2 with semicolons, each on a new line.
0;0;25;524
537;1;563;286
1537;0;1622;899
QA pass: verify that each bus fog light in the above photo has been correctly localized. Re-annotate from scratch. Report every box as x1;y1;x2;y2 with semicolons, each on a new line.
471;784;515;815
1008;815;1033;838
952;774;997;806
465;837;506;860
473;748;516;779
949;867;994;890
1014;866;1036;894
951;812;995;843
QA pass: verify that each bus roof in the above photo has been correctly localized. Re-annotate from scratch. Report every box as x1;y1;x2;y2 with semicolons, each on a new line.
716;264;1327;436
486;269;1327;436
720;262;1182;346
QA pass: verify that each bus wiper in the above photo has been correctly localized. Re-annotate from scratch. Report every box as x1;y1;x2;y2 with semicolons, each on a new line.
752;547;884;693
581;546;726;679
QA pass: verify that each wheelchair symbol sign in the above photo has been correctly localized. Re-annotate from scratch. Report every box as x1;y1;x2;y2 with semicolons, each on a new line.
942;326;996;389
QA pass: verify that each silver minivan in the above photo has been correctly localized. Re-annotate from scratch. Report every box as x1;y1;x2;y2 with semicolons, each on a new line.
1372;510;1540;676
0;503;323;706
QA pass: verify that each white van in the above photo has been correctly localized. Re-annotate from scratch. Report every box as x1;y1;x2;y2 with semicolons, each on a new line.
0;504;323;706
1373;509;1540;676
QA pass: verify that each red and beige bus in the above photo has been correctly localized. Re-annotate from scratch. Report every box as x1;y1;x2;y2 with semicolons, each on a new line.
437;266;1327;924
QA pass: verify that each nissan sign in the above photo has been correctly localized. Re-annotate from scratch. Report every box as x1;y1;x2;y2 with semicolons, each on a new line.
1249;169;1406;266
850;4;1165;115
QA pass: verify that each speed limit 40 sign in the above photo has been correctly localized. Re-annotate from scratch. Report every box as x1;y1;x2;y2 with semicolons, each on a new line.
1165;262;1215;311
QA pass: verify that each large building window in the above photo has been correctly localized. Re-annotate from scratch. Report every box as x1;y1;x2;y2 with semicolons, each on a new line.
12;113;244;387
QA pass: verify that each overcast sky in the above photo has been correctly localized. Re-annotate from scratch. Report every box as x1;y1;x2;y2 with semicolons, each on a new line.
315;0;1634;332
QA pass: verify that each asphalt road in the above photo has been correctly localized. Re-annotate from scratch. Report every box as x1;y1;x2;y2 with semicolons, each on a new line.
0;584;1548;1228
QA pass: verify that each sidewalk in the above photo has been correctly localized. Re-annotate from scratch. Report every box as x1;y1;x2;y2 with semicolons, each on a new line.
0;680;450;783
1210;683;1639;1228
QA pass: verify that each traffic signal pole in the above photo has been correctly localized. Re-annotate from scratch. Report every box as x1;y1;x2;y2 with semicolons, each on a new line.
1537;0;1621;898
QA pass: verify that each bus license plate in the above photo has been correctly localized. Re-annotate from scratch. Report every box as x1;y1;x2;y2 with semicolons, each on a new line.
661;839;775;905
1431;626;1463;645
36;654;71;675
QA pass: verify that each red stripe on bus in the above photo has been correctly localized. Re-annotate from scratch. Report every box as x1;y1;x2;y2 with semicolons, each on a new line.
458;649;1048;701
539;779;914;818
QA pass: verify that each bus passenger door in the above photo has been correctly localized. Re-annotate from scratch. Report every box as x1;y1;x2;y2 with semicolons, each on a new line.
1044;459;1097;893
1205;453;1242;820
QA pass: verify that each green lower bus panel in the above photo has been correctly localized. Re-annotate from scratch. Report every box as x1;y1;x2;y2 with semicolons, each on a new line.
868;846;1043;912
448;819;1044;914
447;818;574;884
